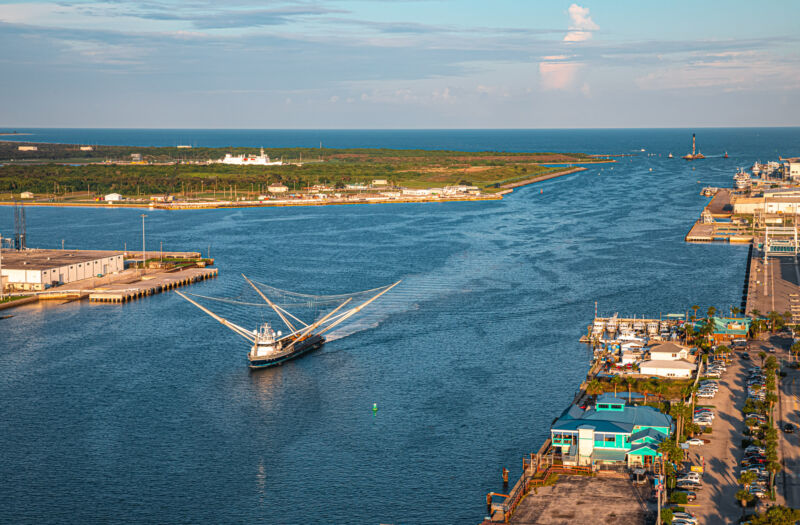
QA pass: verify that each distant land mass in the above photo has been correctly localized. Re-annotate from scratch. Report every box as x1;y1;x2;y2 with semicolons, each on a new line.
0;141;605;197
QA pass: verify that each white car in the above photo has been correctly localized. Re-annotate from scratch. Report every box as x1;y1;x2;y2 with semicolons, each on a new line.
680;472;702;482
686;438;705;446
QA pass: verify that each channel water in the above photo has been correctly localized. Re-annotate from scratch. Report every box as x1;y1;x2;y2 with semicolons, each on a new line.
1;129;797;523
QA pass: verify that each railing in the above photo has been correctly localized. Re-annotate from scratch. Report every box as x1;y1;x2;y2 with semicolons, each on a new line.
487;458;594;523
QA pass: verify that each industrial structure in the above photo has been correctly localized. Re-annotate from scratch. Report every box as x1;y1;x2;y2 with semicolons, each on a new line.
0;249;125;291
682;133;705;160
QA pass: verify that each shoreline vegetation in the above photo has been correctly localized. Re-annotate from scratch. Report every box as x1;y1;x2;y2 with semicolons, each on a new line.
0;141;608;209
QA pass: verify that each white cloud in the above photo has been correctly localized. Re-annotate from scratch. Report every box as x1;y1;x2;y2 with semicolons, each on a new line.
564;4;598;43
538;59;580;90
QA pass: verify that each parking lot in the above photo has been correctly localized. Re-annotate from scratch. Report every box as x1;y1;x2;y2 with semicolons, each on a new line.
680;349;747;524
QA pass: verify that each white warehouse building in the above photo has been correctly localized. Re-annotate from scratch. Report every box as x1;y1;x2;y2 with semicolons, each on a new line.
0;249;125;291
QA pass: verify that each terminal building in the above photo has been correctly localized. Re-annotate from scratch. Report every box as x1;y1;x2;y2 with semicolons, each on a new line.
0;249;124;291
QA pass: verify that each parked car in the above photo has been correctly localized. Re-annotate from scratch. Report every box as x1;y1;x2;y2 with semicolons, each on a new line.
676;481;702;491
672;519;697;525
785;423;795;434
741;352;751;359
678;472;701;482
686;438;705;446
672;511;696;521
749;485;767;498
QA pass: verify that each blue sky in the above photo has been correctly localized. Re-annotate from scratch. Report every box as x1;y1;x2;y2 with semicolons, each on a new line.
1;0;799;128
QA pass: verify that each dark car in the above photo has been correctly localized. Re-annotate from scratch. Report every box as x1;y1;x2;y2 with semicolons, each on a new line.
741;352;751;359
784;423;795;434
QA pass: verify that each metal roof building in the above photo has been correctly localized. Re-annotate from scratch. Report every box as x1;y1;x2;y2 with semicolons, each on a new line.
0;249;124;291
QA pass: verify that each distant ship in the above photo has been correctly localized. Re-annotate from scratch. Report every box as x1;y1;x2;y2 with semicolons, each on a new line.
218;147;283;166
682;134;705;160
668;153;673;158
734;168;750;189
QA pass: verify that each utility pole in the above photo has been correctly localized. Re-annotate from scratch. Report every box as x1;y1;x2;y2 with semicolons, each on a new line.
141;214;147;276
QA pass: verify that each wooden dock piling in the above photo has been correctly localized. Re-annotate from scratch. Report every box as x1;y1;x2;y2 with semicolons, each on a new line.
89;267;218;303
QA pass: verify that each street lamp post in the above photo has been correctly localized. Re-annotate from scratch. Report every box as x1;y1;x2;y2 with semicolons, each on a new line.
141;214;147;275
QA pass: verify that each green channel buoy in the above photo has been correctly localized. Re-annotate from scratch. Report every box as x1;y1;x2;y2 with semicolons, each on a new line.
372;403;378;413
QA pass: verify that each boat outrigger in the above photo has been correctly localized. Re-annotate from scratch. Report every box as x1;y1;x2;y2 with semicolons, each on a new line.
176;275;400;369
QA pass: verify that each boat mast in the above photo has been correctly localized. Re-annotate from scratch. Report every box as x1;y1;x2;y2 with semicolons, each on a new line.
317;280;401;336
175;290;257;343
283;298;353;349
242;273;298;332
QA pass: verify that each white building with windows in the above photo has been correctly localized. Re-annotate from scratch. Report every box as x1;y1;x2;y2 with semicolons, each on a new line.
639;359;696;378
0;249;125;291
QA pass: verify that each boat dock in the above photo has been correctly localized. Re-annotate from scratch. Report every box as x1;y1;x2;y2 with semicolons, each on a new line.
685;189;755;243
89;267;218;303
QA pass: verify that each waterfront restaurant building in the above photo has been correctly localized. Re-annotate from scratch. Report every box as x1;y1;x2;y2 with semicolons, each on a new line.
695;316;751;344
550;394;672;470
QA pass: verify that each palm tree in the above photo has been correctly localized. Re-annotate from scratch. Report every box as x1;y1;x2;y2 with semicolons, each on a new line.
767;460;782;491
735;488;754;510
691;305;700;321
707;306;716;320
791;341;800;362
750;308;762;319
731;306;742;316
640;379;654;404
586;379;604;401
611;375;623;396
670;402;688;440
767;310;782;332
684;324;695;344
624;376;636;403
759;350;767;367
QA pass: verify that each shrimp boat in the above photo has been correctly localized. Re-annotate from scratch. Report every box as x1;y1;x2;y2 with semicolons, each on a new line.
176;275;400;369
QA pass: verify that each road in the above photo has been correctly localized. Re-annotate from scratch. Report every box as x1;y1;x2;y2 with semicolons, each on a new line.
773;336;800;508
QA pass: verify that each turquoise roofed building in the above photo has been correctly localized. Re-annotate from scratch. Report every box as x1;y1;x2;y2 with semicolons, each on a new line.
692;316;751;343
550;394;672;470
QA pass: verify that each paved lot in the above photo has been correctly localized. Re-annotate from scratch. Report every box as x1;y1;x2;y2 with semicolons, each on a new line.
508;476;651;525
682;352;747;524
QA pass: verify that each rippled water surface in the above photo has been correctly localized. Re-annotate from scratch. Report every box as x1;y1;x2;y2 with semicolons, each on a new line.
1;129;798;523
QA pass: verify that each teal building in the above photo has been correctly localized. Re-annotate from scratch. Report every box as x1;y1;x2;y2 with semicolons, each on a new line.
550;394;672;469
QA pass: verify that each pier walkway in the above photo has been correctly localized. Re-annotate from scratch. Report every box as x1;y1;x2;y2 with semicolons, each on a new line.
88;267;218;303
744;253;800;322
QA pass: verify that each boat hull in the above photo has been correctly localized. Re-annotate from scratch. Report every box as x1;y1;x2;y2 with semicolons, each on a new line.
248;334;325;369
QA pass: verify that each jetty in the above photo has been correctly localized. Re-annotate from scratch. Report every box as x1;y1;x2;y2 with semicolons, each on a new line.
88;267;218;303
1;246;217;309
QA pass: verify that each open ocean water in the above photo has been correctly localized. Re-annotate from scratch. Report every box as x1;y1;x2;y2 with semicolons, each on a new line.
1;128;798;524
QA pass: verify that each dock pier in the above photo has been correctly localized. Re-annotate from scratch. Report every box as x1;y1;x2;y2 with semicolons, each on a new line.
89;267;218;303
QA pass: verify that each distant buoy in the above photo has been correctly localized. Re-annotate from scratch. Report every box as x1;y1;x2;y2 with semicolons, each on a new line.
372;403;378;413
540;189;543;194
649;168;653;172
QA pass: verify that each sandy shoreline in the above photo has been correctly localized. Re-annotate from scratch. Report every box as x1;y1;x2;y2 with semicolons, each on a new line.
0;167;589;211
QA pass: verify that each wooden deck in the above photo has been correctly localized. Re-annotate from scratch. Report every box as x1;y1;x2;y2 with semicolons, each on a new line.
89;267;218;303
